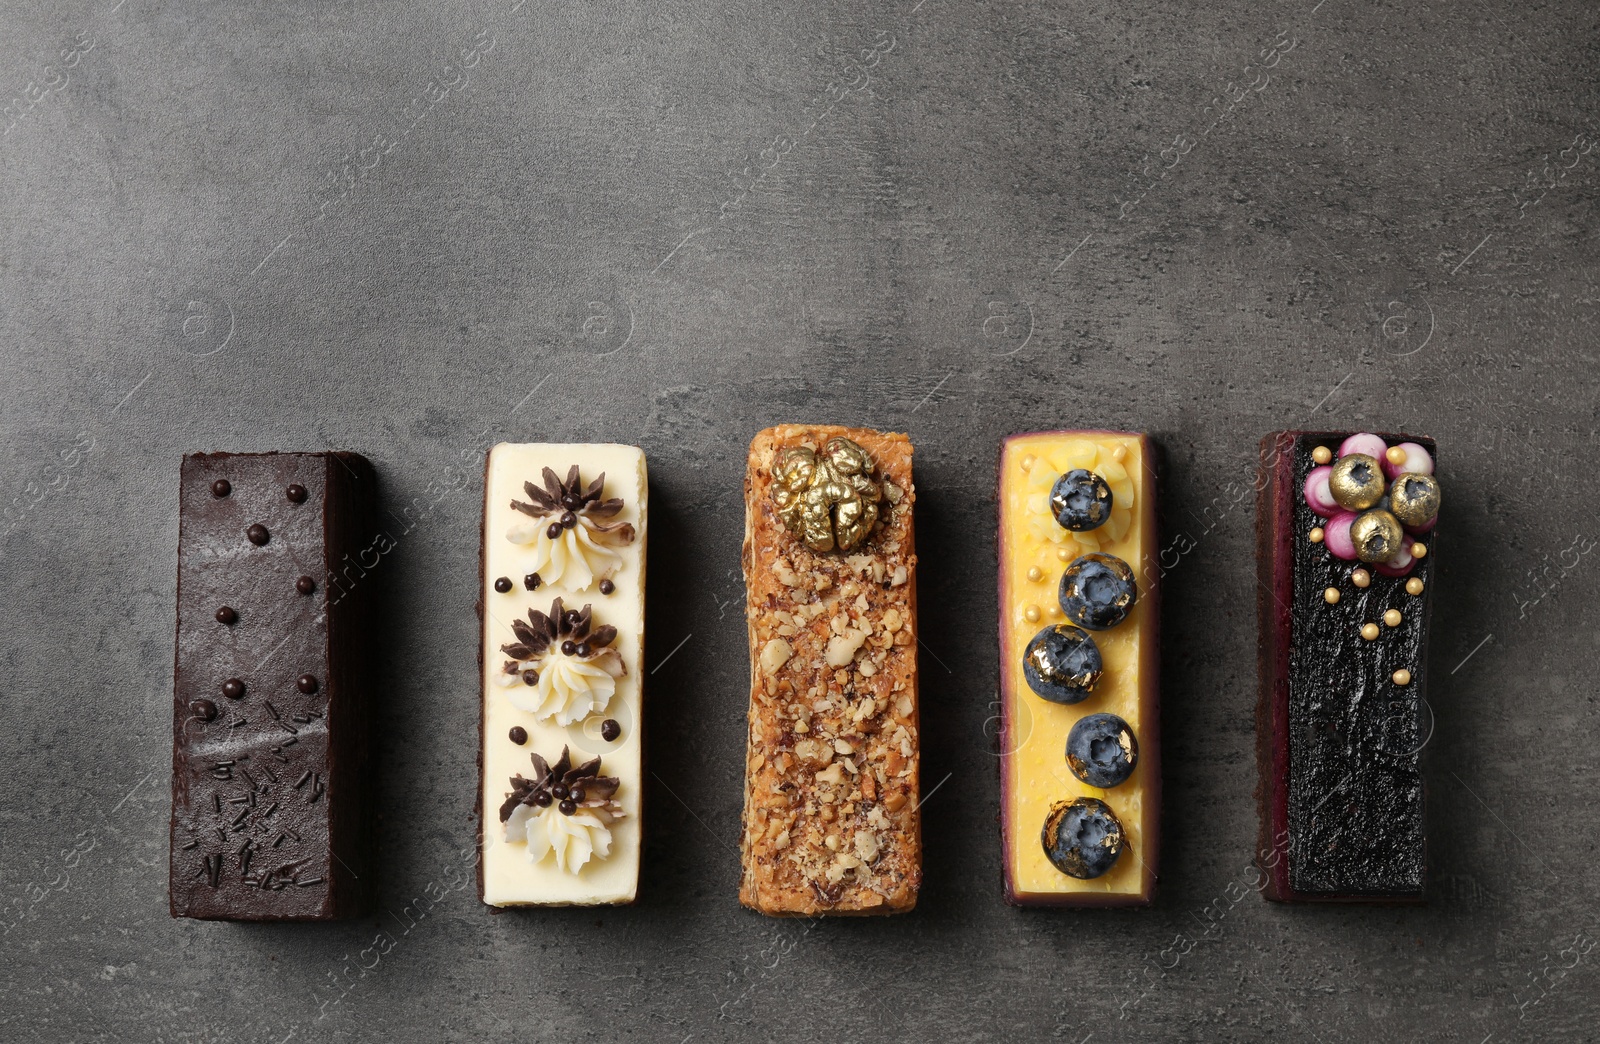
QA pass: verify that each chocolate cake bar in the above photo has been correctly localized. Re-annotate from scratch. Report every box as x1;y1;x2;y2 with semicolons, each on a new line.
1256;431;1439;903
997;432;1160;906
479;445;646;907
739;425;920;916
170;452;377;920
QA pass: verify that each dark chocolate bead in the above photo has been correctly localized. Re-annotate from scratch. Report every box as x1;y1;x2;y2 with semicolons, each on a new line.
215;606;238;625
494;576;512;593
560;511;577;529
569;786;585;803
296;575;316;595
561;494;579;510
563;610;581;627
558;799;577;816
560;640;577;656
210;479;231;498
222;678;246;700
524;573;541;591
521;669;539;686
296;674;318;694
190;698;218;722
546;522;563;539
508;726;528;745
551;784;569;800
598;579;615;595
247;523;270;546
600;719;621;742
533;791;552;807
575;642;591;658
285;484;307;503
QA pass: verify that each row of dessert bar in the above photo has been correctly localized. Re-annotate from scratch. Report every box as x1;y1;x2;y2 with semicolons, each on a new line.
169;427;1440;920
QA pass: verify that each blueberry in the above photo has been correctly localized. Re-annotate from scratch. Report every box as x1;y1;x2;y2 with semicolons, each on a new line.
1041;797;1125;879
1023;624;1103;704
1049;469;1113;531
1065;712;1138;788
1058;553;1137;631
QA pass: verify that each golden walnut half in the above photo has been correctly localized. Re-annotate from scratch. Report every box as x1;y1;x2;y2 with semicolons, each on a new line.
771;437;885;553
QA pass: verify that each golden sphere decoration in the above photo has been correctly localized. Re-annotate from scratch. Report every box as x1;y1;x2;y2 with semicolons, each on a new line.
1328;453;1386;510
1027;566;1044;582
1388;472;1441;528
1024;604;1041;623
1406;577;1425;596
1308;527;1325;543
1324;587;1341;604
1020;454;1036;471
1351;568;1371;588
1350;509;1404;563
1392;669;1412;686
1057;546;1073;561
1383;608;1403;627
1360;622;1380;640
1411;542;1427;559
1312;445;1333;465
1385;446;1408;466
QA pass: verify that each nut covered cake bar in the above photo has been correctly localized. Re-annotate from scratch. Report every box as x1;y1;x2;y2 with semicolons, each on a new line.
739;425;920;916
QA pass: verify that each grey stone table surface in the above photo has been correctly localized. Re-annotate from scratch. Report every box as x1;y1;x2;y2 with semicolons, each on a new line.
0;0;1596;1040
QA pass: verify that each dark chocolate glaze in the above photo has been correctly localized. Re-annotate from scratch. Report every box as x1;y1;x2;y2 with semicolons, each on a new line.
170;451;377;921
1256;432;1434;903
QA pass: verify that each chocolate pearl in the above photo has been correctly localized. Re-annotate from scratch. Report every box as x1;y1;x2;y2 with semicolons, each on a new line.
551;783;569;800
211;479;231;497
190;698;218;722
561;494;579;510
285;484;307;503
296;576;316;595
296;674;318;694
508;726;528;745
598;579;615;595
524;572;541;591
558;799;577;816
560;640;577;656
215;606;238;625
575;642;591;658
560;511;577;529
568;786;585;803
600;719;621;742
546;522;563;539
222;678;246;700
521;669;539;686
247;523;270;546
564;610;582;627
494;576;512;593
533;791;552;807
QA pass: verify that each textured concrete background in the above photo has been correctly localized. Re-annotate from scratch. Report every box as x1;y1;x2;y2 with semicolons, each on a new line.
1;0;1597;1040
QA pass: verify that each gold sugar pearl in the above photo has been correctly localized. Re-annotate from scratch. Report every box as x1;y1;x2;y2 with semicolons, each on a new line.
1057;547;1073;561
1411;543;1427;559
1385;446;1408;466
1020;454;1036;471
1312;446;1333;465
1360;623;1380;640
1324;587;1340;604
1392;668;1412;686
1026;566;1044;582
1308;527;1325;544
1351;568;1371;588
1406;577;1425;596
1047;603;1063;617
1024;605;1041;623
1112;444;1128;462
1383;609;1402;627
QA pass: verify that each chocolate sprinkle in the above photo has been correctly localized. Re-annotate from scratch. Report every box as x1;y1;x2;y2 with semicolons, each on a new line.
524;572;541;591
296;674;318;695
598;579;615;595
509;726;528;745
211;479;231;498
546;522;562;539
296;575;316;595
247;523;270;546
600;719;621;742
215;606;238;625
558;799;577;816
222;678;246;700
285;483;307;503
494;576;512;593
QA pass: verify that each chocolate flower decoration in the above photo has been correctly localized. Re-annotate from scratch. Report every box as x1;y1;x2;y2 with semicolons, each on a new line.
771;437;886;553
496;597;625;725
500;746;624;874
506;466;635;590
